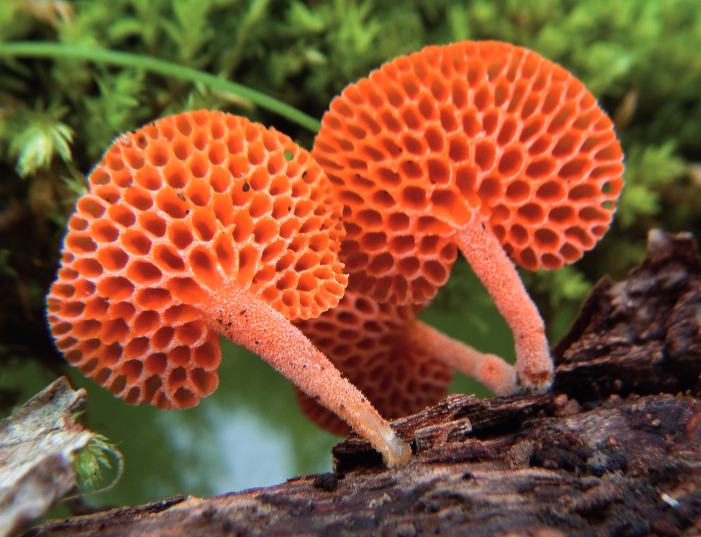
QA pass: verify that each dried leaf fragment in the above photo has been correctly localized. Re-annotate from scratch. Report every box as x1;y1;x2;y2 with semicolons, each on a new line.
0;377;92;537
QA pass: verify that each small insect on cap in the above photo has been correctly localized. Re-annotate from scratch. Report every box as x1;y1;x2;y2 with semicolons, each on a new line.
47;111;347;410
313;40;624;305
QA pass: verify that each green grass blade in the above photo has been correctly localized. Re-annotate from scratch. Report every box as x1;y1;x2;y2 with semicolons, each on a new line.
0;42;322;132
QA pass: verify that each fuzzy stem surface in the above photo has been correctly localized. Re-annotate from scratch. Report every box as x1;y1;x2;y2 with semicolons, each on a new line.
454;223;553;392
205;285;411;467
407;320;518;395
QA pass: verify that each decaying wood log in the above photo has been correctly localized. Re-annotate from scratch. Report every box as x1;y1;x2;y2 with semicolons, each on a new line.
552;229;701;401
23;230;701;536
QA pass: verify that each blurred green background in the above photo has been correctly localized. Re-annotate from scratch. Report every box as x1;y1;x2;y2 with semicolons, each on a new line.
1;0;700;510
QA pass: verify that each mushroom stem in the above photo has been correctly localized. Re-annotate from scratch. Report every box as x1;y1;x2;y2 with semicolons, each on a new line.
406;319;518;396
208;285;412;467
455;223;553;392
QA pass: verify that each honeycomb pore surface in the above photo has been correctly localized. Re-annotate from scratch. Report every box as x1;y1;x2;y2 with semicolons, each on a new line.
48;110;347;409
313;41;624;305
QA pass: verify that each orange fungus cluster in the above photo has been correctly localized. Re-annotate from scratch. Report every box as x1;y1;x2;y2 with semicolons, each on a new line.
313;40;624;305
45;39;627;461
47;110;346;410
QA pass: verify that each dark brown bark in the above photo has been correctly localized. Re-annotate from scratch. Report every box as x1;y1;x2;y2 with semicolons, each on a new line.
23;230;701;537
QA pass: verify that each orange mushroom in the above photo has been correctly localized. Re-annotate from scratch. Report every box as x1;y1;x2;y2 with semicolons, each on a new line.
312;41;624;393
293;289;516;435
46;110;411;466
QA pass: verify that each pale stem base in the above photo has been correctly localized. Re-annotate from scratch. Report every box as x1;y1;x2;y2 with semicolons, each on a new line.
205;286;412;467
455;223;554;392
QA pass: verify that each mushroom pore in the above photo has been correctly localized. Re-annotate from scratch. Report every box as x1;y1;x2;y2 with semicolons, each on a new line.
46;110;411;466
312;41;625;393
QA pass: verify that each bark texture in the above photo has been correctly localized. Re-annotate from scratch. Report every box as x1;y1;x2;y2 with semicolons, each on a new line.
23;230;701;537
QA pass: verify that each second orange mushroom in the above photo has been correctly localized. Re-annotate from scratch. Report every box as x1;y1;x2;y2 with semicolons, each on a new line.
312;41;625;393
294;289;516;435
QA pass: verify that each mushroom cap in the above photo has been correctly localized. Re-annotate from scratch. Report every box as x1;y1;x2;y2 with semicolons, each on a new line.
292;291;453;435
313;41;624;305
46;110;347;410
